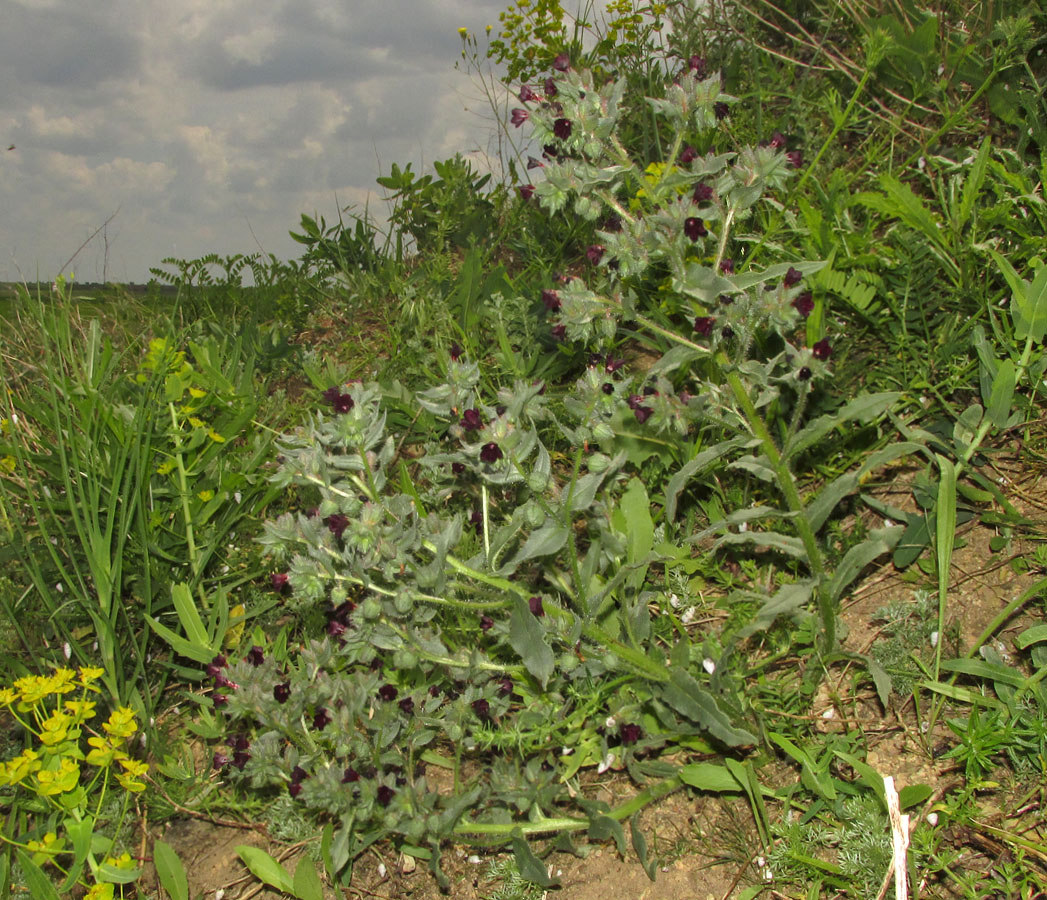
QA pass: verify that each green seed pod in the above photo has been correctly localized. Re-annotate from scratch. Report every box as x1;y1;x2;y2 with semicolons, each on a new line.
361;597;382;620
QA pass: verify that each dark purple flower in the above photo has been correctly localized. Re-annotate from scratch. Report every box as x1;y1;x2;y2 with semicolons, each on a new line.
620;723;642;745
518;184;535;200
480;442;503;463
206;655;227;678
245;646;265;667
213;752;231;770
290;766;307;783
449;342;463;361
342;766;360;783
553;118;572;140
429;684;442;698
770;131;787;150
688;55;707;77
376;785;395;806
714;101;730;120
602;356;623;374
792;291;814;317
328;619;347;638
288;782;303;798
527;155;544;169
798;366;812;381
378;683;398;702
332;600;355;622
529;596;545;617
273;681;291;704
784;266;803;287
231;750;250;770
551;324;567;342
633;405;654;424
694;316;714;337
313;708;331;730
812;338;832;360
519;84;538;103
333;393;354;413
626;394;643;410
693;182;714;203
719;258;735;275
480;615;494;632
553;53;571;71
399;696;415;715
679;145;698;164
212;693;228;708
271;572;289;593
231;734;250;751
541;289;561;312
722;326;735;340
684;217;707;241
497;677;514;697
460;408;483;431
602;382;615;395
510;108;530;127
326;514;350;539
470;509;484;533
472;698;491;720
544;77;558;98
786;150;804;169
586;245;605;265
321;386;340;405
214;672;238;691
451;461;466;476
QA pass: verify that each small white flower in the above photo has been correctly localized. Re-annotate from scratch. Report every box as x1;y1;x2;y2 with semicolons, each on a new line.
930;630;939;648
703;658;716;675
234;491;242;504
821;707;835;720
377;862;387;879
680;607;696;625
937;64;946;76
597;751;615;774
562;746;573;756
62;642;71;660
926;812;939;826
918;156;926;170
668;593;682;609
216;891;225;900
738;521;748;533
55;583;62;593
605;716;616;730
884;518;894;528
467;855;481;864
10;413;18;425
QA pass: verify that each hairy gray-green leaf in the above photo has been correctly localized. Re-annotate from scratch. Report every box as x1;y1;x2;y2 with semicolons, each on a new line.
509;596;555;688
662;669;756;746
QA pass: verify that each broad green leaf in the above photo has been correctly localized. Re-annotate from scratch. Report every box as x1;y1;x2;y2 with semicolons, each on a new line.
508;596;555;688
957;136;991;228
831;750;886;810
899;783;933;810
663;669;757;746
236;846;294;894
614;478;653;564
735;581;814;639
770;733;836;801
153;840;189;900
15;851;61;900
60;816;93;892
893;513;930;568
496;522;568;576
828;527;902;602
587;814;626;856
664;437;745;521
716;530;806;559
510;830;557;888
919;679;1003;707
96;861;143;884
987;359;1015;429
935;456;957;605
678;762;743;792
1015;624;1047;649
939;658;1024;687
785;392;900;462
630;816;658;881
292;857;325;900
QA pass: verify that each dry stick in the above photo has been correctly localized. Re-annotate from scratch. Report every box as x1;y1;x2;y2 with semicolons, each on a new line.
58;208;121;278
143;774;260;830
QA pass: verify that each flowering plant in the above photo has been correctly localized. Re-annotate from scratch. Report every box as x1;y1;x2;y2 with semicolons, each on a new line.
0;665;148;898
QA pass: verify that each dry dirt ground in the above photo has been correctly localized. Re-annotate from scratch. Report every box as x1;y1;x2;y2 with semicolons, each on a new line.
143;457;1047;900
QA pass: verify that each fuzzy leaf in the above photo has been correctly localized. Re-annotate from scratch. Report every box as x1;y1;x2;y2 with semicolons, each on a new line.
715;530;806;559
987;359;1016;429
511;830;558;888
292;857;325;900
735;581;814;639
630;816;658;881
509;596;555;688
664;437;746;521
828;527;902;602
785;392;900;462
236;846;294;894
496;522;568;576
153;841;189;900
663;669;756;746
678;762;744;792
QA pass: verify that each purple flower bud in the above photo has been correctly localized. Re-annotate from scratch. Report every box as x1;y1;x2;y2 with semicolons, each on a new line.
214;673;238;691
328;619;347;638
472;698;491;720
510;108;530;127
333;393;354;413
784;266;803;287
602;382;615;395
526;155;544;169
288;782;303;798
693;316;714;337
770;131;787;150
452;461;466;475
812;338;832;360
552;53;571;71
620;723;642;745
519;84;538;103
326;514;350;539
206;655;228;678
271;573;290;592
586;245;605;265
399;696;415;715
693;182;714;203
480;615;494;632
213;752;231;769
604;355;624;373
518;183;535;200
321;386;340;405
633;405;654;424
688;55;707;77
245;646;264;667
786;150;804;169
529;596;545;616
714;101;730;120
792;291;814;317
313;708;331;730
541;289;561;312
719;258;735;275
497;677;514;697
798;366;812;381
212;693;228;708
378;684;398;702
480;442;503;463
231;750;250;770
273;681;291;704
722;326;735;340
684;217;707;241
470;509;483;533
376;785;395;806
679;145;698;164
553;118;572;140
429;684;442;698
551;324;567;342
544;77;558;98
460;408;483;431
231;734;250;751
342;766;360;783
449;342;463;361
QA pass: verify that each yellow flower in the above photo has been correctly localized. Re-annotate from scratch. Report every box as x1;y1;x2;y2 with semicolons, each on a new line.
38;710;73;747
0;686;17;705
197;490;214;502
104;851;137;871
116;757;149;792
206;429;226;443
188;387;206;399
49;668;77;694
102;707;138;742
156;459;176;475
64;698;97;722
84;883;115;900
35;757;80;795
26;831;66;866
86;735;126;767
77;666;105;685
1;749;42;785
14;674;52;705
187;417;206;429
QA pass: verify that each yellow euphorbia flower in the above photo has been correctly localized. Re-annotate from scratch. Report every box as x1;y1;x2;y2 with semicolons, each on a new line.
0;686;17;705
116;758;149;793
38;710;73;747
63;698;97;722
102;707;138;742
35;757;80;795
84;882;115;900
14;674;53;705
85;735;126;767
1;749;42;785
77;666;104;685
26;831;66;866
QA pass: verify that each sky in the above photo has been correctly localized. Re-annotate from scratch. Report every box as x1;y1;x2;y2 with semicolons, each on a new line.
0;0;515;283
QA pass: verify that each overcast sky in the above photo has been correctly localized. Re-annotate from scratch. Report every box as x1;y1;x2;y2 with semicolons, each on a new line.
0;0;515;283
